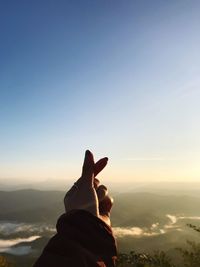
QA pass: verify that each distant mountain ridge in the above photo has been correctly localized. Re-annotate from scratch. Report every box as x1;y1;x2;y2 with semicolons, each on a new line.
1;180;200;194
0;189;200;227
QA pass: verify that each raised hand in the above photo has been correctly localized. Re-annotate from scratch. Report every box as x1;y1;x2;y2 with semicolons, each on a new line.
64;150;113;225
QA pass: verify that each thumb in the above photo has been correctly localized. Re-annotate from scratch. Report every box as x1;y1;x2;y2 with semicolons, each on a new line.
94;157;108;177
81;150;95;185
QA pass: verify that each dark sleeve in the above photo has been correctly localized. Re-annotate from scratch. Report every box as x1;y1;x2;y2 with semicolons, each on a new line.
33;210;117;267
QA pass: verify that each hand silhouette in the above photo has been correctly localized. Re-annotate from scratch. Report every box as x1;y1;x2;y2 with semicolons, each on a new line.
64;150;113;225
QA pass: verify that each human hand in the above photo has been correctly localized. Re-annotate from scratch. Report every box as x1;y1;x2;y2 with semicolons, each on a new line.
64;150;113;226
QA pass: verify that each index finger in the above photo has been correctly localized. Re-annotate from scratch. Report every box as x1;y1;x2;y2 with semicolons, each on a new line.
81;150;95;185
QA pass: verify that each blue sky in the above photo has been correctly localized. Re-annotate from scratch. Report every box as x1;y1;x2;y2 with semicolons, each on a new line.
0;0;200;182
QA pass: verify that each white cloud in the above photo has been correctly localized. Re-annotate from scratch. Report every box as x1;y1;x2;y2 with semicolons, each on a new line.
151;223;159;229
0;236;40;251
113;214;197;238
0;222;55;235
166;215;177;225
113;226;165;238
179;216;200;220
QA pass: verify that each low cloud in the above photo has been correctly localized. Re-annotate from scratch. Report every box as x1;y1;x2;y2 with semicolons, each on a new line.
1;214;200;248
179;216;200;220
166;215;177;224
113;214;200;238
0;222;55;236
0;236;40;254
0;222;54;256
113;226;165;238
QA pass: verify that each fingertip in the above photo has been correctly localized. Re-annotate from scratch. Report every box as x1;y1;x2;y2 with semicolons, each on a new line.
84;150;94;161
85;149;91;155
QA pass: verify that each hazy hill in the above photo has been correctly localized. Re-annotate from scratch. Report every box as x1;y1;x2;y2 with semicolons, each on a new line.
0;190;65;223
0;190;200;227
0;189;64;212
1;180;200;196
112;192;200;227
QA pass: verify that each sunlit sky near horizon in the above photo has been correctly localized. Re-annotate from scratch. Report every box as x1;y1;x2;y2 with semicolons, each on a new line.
0;0;200;183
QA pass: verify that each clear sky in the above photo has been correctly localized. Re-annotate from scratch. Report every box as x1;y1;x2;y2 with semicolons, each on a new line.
0;0;200;183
